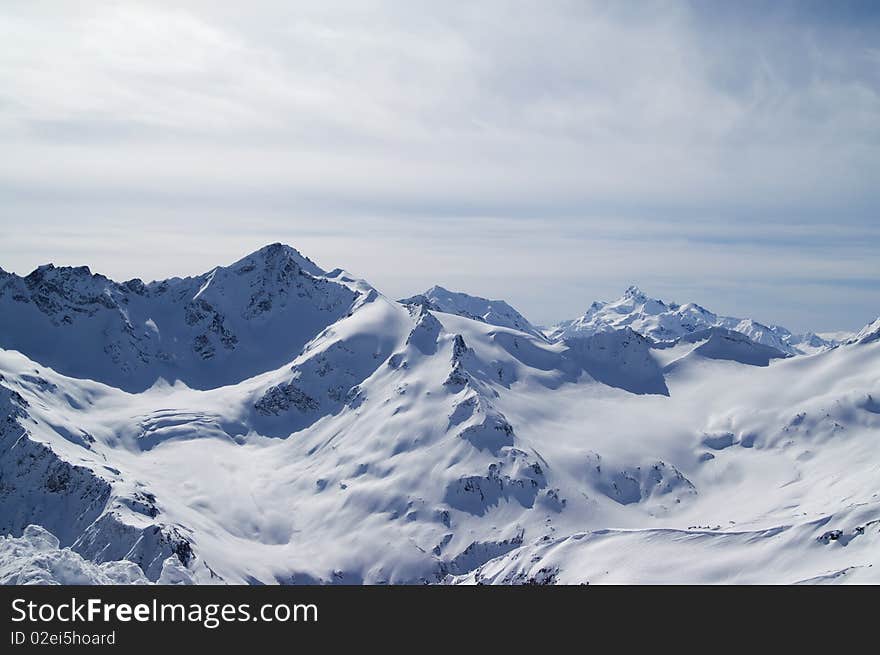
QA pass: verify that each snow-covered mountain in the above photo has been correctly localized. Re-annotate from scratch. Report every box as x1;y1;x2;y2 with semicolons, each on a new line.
400;286;546;340
0;243;362;392
1;246;878;585
848;317;880;345
547;285;839;355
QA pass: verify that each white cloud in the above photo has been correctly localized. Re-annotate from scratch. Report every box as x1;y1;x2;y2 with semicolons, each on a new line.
0;0;877;331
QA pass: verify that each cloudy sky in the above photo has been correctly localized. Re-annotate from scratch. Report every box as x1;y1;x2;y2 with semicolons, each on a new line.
1;0;878;331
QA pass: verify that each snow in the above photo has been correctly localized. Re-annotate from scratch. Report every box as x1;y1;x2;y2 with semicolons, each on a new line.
0;243;360;392
401;286;546;340
448;503;880;584
1;245;878;585
547;286;840;355
0;525;191;585
848;317;880;345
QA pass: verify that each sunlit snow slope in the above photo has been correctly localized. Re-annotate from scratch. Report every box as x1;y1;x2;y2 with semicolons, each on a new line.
1;245;877;584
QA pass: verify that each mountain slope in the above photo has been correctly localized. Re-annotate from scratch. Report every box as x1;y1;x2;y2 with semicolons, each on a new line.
848;317;880;345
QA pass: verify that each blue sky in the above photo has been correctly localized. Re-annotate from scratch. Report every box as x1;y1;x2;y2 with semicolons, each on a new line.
0;1;877;331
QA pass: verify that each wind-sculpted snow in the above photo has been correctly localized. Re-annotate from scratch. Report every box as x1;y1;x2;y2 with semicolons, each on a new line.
133;410;246;451
0;245;877;584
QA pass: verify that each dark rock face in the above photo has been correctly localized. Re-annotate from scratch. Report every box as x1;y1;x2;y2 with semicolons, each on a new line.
255;383;320;416
445;530;525;575
72;514;195;581
445;452;547;516
584;452;696;506
457;412;515;454
0;385;112;546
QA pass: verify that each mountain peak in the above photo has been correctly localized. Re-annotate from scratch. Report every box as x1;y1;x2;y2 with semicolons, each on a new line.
232;243;325;277
255;242;293;256
402;285;546;340
1;245;878;586
27;263;94;275
614;286;667;314
623;285;646;300
20;263;109;297
850;316;880;345
551;287;839;356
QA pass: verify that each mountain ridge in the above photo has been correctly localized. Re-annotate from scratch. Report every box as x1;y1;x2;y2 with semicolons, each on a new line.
400;285;547;341
1;244;878;585
0;243;364;392
546;285;841;355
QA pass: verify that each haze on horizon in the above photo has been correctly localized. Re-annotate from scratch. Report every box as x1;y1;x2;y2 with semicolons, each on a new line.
0;0;878;332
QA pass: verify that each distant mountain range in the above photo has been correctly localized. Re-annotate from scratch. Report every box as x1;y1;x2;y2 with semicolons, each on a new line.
544;285;840;355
